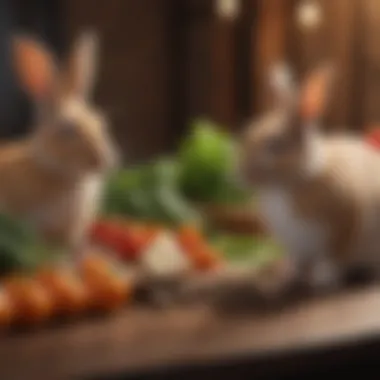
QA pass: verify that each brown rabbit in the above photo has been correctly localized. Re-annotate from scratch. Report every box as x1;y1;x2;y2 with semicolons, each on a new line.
236;62;380;291
0;32;119;251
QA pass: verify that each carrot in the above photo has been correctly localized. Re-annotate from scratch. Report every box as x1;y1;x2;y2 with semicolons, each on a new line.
0;289;14;327
189;247;223;271
36;267;90;316
87;276;133;311
4;276;54;324
79;254;134;311
177;225;222;271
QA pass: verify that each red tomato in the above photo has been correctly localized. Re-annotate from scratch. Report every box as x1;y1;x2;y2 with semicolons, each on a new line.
92;220;188;264
90;221;128;254
118;224;161;260
91;220;163;261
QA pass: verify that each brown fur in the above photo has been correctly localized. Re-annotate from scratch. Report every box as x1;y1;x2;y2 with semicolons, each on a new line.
0;141;76;243
0;32;119;250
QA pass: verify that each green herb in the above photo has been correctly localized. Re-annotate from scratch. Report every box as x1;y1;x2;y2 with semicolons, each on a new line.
210;233;282;266
102;118;251;226
0;212;59;276
177;118;249;204
102;158;203;227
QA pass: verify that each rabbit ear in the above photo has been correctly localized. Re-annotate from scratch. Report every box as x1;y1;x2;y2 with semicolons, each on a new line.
298;63;334;123
64;31;99;100
12;35;58;102
268;62;297;109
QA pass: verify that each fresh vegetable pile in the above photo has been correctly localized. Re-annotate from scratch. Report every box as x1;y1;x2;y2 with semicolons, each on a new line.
0;212;135;328
89;218;280;280
0;118;283;330
0;213;226;329
0;212;58;277
99;118;274;268
101;119;250;227
90;219;223;273
103;158;203;228
0;252;133;328
98;119;281;288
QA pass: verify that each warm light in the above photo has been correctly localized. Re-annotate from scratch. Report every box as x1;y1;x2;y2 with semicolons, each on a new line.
215;0;241;20
296;0;322;30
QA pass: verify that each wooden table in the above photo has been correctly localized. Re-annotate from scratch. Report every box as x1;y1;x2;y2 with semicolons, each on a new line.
1;285;380;380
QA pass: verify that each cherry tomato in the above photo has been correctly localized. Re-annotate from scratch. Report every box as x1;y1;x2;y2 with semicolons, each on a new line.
118;224;161;260
89;221;126;253
90;220;162;261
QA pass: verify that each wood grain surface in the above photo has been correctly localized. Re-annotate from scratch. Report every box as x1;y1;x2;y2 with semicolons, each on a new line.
1;284;380;379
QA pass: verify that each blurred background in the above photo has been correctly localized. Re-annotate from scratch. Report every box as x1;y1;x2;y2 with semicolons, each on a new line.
4;0;378;161
2;1;380;379
64;0;380;159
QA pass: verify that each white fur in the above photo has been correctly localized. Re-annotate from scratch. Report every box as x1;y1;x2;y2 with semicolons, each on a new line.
254;136;380;286
302;126;326;177
71;173;104;246
257;188;328;264
28;174;104;248
256;188;341;289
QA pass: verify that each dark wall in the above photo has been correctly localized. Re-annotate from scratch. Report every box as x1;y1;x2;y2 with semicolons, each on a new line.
0;0;256;159
0;0;64;139
65;0;176;162
64;0;255;162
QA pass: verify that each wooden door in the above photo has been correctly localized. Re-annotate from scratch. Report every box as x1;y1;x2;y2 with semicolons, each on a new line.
64;0;174;162
252;0;380;132
64;0;258;161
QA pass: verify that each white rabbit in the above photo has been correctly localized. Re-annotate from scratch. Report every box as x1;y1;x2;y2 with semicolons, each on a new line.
238;62;380;291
